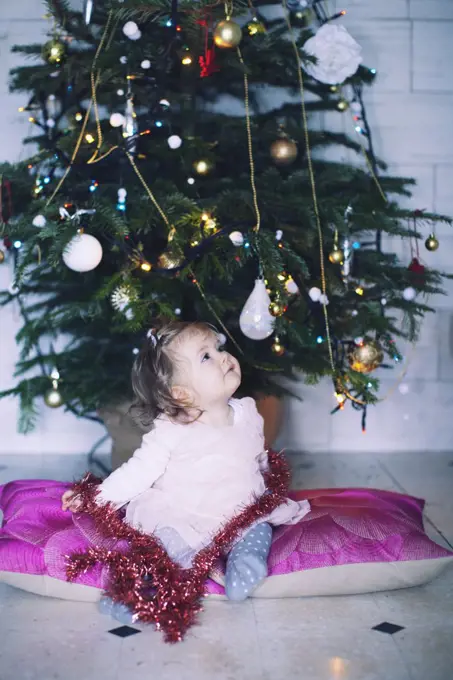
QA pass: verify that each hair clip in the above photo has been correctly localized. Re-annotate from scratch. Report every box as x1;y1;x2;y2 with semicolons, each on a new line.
147;328;158;347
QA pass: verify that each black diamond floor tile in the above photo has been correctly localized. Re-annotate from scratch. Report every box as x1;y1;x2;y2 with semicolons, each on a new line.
108;625;141;638
372;622;405;635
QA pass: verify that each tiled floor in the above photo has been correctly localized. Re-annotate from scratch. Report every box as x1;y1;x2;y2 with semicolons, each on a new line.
0;451;452;680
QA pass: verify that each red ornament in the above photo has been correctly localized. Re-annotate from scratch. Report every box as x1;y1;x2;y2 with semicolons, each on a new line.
408;257;425;286
199;48;219;78
67;450;290;643
197;16;219;78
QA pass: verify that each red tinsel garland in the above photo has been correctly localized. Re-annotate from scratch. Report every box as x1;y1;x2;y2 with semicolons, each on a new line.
67;449;290;643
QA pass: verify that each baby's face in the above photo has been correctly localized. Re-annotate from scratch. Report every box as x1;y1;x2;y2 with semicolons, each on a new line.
171;329;241;410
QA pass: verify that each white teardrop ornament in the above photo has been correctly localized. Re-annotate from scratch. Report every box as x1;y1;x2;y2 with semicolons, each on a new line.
239;278;275;340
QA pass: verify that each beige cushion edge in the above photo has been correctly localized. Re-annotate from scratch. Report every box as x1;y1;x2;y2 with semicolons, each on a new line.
252;556;453;598
0;572;102;602
2;556;452;603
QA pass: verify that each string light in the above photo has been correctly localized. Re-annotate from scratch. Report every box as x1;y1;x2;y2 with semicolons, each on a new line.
181;56;192;66
85;133;95;143
75;112;83;121
140;261;152;272
194;160;209;174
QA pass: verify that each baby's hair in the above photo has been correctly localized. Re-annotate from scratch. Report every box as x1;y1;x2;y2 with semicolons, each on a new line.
130;320;223;429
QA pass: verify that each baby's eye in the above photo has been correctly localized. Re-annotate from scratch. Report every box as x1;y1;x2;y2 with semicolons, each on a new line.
201;352;211;362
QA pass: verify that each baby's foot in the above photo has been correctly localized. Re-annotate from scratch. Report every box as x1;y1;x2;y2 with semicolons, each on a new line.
98;596;134;624
225;523;272;602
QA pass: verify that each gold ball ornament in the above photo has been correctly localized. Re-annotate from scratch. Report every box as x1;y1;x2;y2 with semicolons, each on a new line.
269;301;287;317
44;387;63;408
0;249;5;264
328;246;344;264
425;234;439;252
271;338;286;356
42;38;66;64
348;340;383;374
158;249;183;270
213;19;243;49
270;138;298;165
247;19;266;36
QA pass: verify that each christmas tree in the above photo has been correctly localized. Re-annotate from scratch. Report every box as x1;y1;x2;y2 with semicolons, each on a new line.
0;0;450;435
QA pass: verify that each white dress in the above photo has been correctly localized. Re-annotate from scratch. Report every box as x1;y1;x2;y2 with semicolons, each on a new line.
97;397;310;566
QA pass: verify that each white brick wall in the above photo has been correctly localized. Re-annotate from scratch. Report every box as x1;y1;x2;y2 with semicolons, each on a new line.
0;2;110;454
277;0;453;453
0;1;452;454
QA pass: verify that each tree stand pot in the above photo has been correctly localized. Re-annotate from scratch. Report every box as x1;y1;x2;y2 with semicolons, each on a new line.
100;395;283;472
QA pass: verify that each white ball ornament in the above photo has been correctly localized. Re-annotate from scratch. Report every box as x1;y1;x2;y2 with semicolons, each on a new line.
285;278;299;295
32;215;46;228
63;233;103;272
129;30;142;41
167;135;182;149
141;59;151;69
303;24;363;85
110;112;125;128
309;286;321;302
403;286;416;301
319;293;329;305
229;231;244;246
123;21;139;37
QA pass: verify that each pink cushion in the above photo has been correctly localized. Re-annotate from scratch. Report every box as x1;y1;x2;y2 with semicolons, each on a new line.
1;481;452;600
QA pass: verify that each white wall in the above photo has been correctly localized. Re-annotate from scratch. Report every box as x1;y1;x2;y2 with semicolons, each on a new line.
1;1;452;454
0;1;110;454
279;0;453;453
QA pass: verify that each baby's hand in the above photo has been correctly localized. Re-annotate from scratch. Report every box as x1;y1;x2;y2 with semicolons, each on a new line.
61;489;83;512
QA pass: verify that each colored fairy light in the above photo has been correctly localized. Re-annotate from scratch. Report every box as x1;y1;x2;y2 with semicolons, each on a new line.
316;336;323;344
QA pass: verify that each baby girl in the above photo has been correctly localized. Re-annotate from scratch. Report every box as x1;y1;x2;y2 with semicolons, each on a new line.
62;321;310;601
